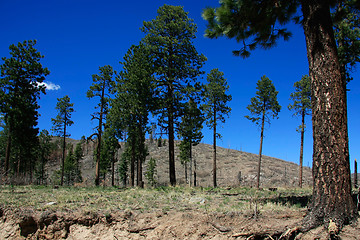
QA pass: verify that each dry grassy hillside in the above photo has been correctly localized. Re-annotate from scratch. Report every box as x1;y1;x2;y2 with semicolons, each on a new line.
46;138;312;188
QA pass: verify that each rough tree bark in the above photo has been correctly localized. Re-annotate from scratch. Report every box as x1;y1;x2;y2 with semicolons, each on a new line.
300;0;357;231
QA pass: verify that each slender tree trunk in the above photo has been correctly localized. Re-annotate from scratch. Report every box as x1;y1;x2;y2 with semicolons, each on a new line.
213;109;217;188
130;135;135;187
256;109;265;189
168;85;176;186
189;142;192;187
355;159;358;189
299;110;305;188
137;123;144;188
4;129;11;176
301;0;357;230
95;81;106;186
111;156;115;187
193;148;197;187
61;123;66;186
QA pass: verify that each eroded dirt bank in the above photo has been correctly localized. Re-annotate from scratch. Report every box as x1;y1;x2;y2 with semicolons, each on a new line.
1;207;359;240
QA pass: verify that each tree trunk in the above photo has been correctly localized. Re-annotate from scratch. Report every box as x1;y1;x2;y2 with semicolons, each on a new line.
213;109;217;188
189;142;192;187
355;159;358;189
111;156;115;187
193;150;197;187
130;135;135;187
61;123;66;186
4;129;11;176
137;123;144;188
95;81;106;186
299;110;305;188
301;0;357;231
256;109;265;189
168;85;176;186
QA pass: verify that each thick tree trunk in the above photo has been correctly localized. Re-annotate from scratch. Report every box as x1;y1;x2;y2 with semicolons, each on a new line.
213;109;217;188
299;111;305;188
301;0;357;231
256;110;265;189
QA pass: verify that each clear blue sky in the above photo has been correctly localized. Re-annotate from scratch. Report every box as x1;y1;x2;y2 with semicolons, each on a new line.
1;0;359;172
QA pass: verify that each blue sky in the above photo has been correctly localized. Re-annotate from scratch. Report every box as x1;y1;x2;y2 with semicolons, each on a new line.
1;0;359;172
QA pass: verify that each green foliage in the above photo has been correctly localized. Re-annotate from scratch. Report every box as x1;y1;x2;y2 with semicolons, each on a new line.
51;95;74;138
64;143;82;185
202;0;298;58
333;0;360;83
118;144;130;186
178;100;204;145
179;140;191;166
145;157;157;187
51;95;74;185
34;129;54;185
87;65;114;125
288;75;311;132
202;69;232;138
87;65;114;186
0;40;50;176
141;3;206;140
245;75;281;125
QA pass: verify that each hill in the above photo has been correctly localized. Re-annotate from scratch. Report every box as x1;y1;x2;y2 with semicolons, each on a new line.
45;138;312;188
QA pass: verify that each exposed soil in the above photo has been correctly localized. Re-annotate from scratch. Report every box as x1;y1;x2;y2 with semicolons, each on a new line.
1;207;359;240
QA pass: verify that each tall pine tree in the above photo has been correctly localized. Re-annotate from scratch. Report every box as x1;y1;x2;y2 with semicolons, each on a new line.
288;75;311;188
245;76;280;189
202;69;231;187
51;95;74;186
87;65;114;186
111;44;154;187
178;99;204;186
141;4;206;186
0;40;49;179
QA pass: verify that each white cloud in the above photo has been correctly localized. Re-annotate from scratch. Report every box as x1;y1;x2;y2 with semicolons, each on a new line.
39;81;61;91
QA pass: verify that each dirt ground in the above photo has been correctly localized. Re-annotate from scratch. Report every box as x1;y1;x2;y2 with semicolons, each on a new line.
1;207;359;240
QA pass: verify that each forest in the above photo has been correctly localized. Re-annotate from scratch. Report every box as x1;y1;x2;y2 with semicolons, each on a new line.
1;0;360;238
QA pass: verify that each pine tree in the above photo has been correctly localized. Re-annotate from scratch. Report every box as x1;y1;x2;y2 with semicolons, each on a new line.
101;125;120;186
0;40;50;178
141;5;206;186
203;0;358;230
87;65;114;186
178;99;204;186
288;75;311;188
245;75;281;189
35;129;54;185
51;95;74;186
333;0;360;83
202;69;231;187
111;44;154;187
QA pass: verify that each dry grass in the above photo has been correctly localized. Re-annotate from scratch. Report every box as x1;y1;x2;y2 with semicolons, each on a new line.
0;185;311;216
